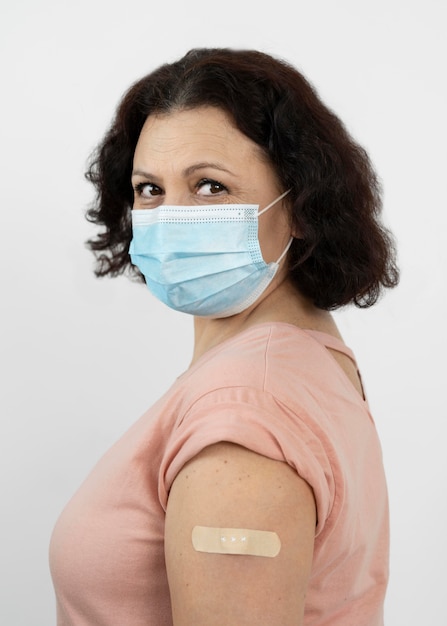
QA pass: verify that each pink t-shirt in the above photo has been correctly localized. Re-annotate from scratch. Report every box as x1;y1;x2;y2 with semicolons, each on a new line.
50;323;389;625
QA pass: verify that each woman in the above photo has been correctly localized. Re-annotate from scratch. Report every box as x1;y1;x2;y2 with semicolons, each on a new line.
50;48;399;625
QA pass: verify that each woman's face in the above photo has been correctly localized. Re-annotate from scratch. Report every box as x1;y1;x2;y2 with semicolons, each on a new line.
132;106;292;264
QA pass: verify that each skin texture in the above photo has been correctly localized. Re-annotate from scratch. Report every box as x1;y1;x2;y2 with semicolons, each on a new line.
165;443;316;626
132;106;363;623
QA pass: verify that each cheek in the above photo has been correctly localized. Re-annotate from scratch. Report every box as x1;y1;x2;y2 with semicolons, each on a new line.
258;210;292;263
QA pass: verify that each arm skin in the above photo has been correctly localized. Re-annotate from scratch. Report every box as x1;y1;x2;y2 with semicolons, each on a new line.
165;442;316;626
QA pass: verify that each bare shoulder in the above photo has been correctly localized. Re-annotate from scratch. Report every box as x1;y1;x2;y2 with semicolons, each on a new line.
165;442;316;626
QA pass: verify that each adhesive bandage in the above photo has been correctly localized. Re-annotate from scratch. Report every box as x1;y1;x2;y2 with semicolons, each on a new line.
192;526;281;557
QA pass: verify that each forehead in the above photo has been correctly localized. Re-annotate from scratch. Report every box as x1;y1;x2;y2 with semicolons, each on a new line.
133;106;266;170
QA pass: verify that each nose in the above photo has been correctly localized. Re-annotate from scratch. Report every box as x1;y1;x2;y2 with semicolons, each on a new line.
161;188;196;206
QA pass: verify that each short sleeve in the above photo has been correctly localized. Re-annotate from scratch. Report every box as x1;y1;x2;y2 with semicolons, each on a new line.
158;385;335;537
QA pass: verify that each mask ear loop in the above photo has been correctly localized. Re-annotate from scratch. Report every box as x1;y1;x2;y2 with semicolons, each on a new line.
257;189;291;216
276;236;294;265
257;189;294;264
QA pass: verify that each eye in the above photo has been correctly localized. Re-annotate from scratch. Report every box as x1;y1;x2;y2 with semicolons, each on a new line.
134;182;163;198
196;179;228;196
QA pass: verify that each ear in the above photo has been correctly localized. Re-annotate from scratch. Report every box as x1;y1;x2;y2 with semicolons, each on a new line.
287;213;303;240
290;228;303;240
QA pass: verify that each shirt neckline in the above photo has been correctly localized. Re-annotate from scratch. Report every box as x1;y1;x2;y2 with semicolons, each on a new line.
180;321;355;376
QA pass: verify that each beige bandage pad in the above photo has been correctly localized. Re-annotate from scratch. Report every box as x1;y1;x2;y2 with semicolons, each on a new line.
192;526;281;557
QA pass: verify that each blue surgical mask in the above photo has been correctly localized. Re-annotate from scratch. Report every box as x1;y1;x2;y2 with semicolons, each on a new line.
129;190;292;318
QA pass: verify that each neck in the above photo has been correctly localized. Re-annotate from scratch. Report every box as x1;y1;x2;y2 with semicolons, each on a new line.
190;279;340;366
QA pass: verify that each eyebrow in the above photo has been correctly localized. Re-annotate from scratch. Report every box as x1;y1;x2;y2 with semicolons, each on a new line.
131;162;236;179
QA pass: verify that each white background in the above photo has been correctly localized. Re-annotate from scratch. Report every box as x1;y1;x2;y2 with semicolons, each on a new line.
1;0;445;624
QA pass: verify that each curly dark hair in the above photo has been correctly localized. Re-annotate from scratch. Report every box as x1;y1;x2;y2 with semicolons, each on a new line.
85;47;399;309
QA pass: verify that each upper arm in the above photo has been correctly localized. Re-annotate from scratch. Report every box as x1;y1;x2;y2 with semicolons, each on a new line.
164;442;316;626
